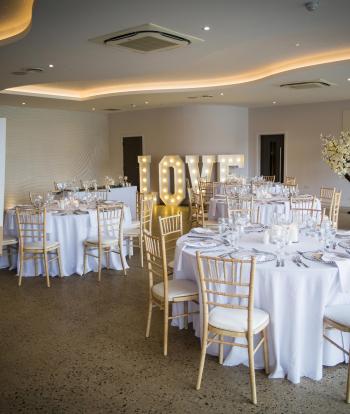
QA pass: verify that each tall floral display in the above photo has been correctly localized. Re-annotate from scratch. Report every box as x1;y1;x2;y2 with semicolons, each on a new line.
321;131;350;182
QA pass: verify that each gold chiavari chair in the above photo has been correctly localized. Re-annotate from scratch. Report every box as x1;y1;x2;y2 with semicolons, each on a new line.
284;176;296;186
323;304;350;403
124;198;153;267
290;195;316;210
291;207;324;226
144;232;198;356
159;212;183;272
83;203;126;281
195;252;270;405
226;195;260;224
320;187;336;216
329;191;341;229
90;189;108;201
16;206;62;287
193;191;217;227
187;186;198;228
262;176;275;182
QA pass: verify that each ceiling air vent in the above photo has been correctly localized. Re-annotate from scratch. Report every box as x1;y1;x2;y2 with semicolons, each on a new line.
280;80;333;90
89;23;203;53
103;108;120;112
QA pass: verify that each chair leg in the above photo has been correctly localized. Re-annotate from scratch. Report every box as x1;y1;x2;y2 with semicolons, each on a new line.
262;328;270;375
145;297;153;338
43;251;50;288
120;245;127;276
184;301;188;329
83;245;87;275
219;335;224;365
18;249;24;287
34;254;38;277
163;302;169;356
106;249;110;269
140;235;144;268
97;248;102;282
57;247;63;277
196;327;208;390
347;355;350;404
248;334;257;405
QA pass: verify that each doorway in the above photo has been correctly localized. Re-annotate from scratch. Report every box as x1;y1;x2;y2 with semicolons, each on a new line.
260;134;285;183
122;136;143;189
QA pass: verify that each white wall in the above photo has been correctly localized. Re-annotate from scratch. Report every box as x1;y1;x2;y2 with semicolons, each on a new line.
109;105;249;192
249;100;350;206
0;106;110;207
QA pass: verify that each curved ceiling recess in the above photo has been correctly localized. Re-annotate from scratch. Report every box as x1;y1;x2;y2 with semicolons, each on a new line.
3;47;350;100
0;0;35;45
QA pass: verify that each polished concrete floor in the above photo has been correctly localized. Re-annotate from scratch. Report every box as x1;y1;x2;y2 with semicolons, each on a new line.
1;207;350;413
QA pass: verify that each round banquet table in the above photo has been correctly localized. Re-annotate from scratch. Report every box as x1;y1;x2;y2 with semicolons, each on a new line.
173;230;350;384
208;196;320;226
0;206;132;276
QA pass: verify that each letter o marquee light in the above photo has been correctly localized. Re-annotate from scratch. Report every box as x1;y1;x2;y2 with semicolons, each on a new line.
159;155;185;206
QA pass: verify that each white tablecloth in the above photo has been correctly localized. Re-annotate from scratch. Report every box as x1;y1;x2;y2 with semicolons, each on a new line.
0;206;132;276
208;197;320;226
173;231;350;384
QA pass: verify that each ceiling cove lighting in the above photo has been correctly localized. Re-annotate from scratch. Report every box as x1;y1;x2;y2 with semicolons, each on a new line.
4;48;350;100
0;0;35;44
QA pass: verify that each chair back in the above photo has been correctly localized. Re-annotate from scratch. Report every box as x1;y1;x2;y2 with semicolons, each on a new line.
141;198;153;234
284;176;296;186
320;187;336;215
263;176;275;182
159;212;183;262
196;252;256;334
291;207;324;226
16;206;47;249
96;203;124;244
290;195;315;210
330;191;341;229
227;195;260;224
144;232;168;296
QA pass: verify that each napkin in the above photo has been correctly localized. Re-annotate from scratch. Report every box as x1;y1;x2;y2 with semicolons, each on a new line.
336;230;350;238
322;253;350;293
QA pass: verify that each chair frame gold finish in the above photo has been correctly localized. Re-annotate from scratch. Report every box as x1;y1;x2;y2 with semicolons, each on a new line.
124;198;153;267
187;187;199;228
226;195;261;224
262;176;275;182
320;187;336;216
16;206;62;288
195;252;269;405
83;203;126;281
323;314;350;403
159;212;183;271
144;232;199;356
329;191;341;229
284;176;296;186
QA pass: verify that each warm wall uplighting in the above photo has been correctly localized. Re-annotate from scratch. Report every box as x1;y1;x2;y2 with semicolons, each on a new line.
0;0;35;44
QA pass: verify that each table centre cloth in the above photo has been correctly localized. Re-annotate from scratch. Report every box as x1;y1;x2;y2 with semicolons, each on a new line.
0;206;132;276
173;228;350;384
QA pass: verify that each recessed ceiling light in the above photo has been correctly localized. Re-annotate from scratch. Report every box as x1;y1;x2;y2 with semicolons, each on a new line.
49;64;54;68
347;78;350;81
202;26;211;31
92;107;95;111
272;101;277;104
131;104;136;108
220;92;224;96
21;102;26;105
295;42;301;47
145;101;149;104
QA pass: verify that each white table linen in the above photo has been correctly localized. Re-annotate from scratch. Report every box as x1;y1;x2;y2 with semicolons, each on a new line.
0;206;132;276
173;230;350;384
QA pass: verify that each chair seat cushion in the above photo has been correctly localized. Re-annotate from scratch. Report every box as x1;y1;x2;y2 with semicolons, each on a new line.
209;306;269;333
2;236;18;246
152;279;198;301
85;237;118;246
124;223;140;237
24;241;59;250
324;304;350;328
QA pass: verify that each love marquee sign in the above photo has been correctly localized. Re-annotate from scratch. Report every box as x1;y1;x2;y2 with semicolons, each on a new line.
138;154;244;206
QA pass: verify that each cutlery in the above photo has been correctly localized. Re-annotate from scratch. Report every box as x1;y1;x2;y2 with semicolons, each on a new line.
292;257;301;267
297;255;309;268
276;258;280;267
281;258;285;267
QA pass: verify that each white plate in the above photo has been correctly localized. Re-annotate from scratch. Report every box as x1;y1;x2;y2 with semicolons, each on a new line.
339;240;350;249
230;250;276;263
184;240;220;249
191;227;215;235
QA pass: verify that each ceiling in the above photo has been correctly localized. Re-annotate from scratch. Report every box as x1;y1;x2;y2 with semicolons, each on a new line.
0;0;350;112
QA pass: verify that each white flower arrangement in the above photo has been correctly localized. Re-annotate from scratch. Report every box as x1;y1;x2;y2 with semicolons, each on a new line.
321;131;350;179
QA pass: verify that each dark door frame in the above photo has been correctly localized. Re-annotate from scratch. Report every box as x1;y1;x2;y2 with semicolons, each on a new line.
257;132;287;179
122;135;143;189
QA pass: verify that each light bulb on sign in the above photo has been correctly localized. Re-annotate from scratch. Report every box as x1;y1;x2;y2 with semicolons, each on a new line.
159;155;185;206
